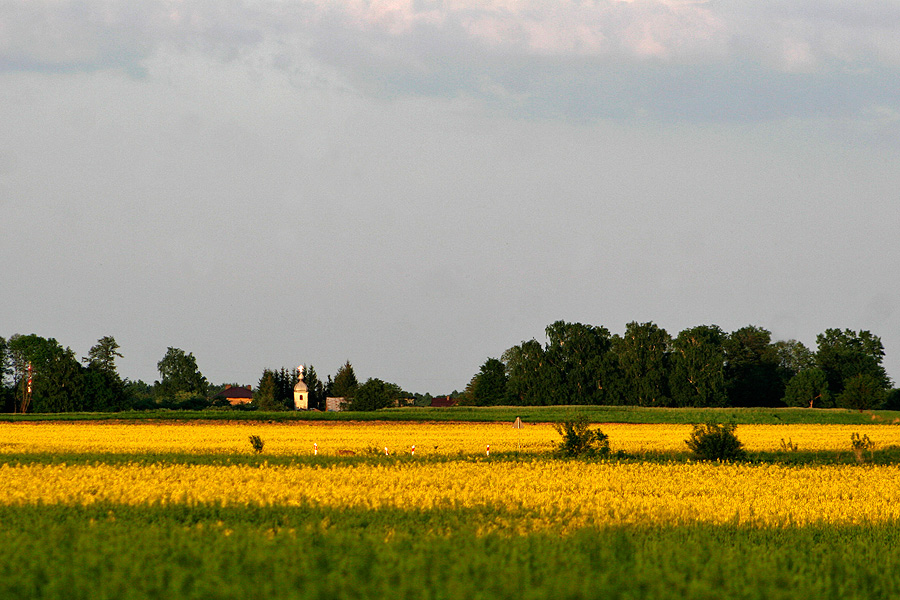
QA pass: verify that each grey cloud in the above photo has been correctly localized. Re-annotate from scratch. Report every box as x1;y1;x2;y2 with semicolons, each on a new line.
4;1;900;123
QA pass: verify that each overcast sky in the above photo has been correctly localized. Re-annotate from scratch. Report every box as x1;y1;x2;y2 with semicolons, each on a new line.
2;0;899;394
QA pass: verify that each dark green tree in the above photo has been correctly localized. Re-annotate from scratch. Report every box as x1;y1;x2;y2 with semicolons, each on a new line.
772;339;816;377
783;368;832;409
613;322;671;406
837;373;887;411
256;369;283;411
723;326;784;407
81;364;129;412
124;379;154;410
7;334;84;413
466;357;508;406
346;378;402;411
156;347;208;400
271;368;297;410
669;325;727;407
882;388;900;411
815;329;890;398
80;336;128;411
84;336;123;375
304;364;325;410
0;337;11;412
543;321;616;405
331;361;359;398
0;336;8;386
503;339;549;405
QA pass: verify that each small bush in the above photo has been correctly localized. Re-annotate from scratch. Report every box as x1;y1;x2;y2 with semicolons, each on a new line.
685;423;746;461
554;416;610;458
248;435;265;454
780;438;799;452
850;432;874;463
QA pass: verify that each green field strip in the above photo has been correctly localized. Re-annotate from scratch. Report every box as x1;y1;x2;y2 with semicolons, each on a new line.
2;405;900;425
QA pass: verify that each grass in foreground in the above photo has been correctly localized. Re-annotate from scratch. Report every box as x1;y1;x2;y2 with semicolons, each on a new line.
0;504;897;600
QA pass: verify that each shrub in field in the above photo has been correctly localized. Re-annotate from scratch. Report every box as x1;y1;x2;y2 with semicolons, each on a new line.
780;438;799;452
685;423;746;461
248;435;265;454
850;432;874;463
554;416;610;458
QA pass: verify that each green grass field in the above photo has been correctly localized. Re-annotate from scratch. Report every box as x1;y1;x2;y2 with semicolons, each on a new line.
1;502;898;600
2;404;899;424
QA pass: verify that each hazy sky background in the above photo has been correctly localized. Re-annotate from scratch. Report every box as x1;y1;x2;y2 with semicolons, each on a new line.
2;0;899;393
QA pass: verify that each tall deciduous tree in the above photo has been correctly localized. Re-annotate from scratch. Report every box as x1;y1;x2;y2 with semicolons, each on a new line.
0;336;8;386
0;337;11;411
85;336;123;376
466;357;508;406
81;365;129;412
838;373;887;411
7;334;84;413
543;321;616;405
669;325;727;407
772;339;816;378
783;368;832;408
81;335;128;412
156;347;208;399
815;329;890;398
345;378;402;411
723;326;784;407
503;339;549;405
613;322;671;406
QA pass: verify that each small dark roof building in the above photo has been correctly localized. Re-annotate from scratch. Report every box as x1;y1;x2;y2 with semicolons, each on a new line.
215;385;253;406
429;396;458;408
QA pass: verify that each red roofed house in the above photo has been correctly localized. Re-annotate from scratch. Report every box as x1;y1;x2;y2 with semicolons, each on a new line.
429;396;458;408
215;384;253;406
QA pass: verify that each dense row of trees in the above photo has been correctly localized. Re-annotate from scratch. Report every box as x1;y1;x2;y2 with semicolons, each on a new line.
0;334;128;412
3;323;896;413
0;334;213;412
465;321;897;410
253;361;412;411
0;332;420;413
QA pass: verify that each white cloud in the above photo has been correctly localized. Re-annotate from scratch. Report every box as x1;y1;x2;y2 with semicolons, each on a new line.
3;1;899;69
4;1;900;121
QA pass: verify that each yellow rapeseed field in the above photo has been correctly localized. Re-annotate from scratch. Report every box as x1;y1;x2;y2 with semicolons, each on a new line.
2;421;900;530
1;421;899;455
1;460;899;528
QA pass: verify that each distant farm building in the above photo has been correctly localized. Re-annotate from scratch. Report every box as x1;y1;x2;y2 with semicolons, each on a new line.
325;397;346;412
429;396;458;408
215;385;253;406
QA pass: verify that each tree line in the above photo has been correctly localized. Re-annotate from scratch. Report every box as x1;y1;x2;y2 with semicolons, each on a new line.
4;323;895;413
464;321;898;410
0;333;425;413
0;334;218;412
255;361;423;411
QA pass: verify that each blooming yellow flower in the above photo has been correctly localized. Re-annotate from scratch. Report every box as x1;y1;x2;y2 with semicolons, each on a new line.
1;422;897;456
